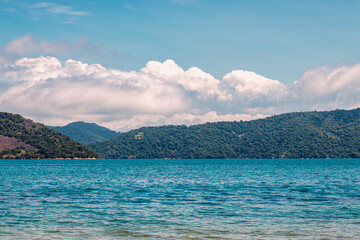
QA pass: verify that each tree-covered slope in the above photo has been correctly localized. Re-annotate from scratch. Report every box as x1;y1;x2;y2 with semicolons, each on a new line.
0;112;97;159
90;108;360;159
49;121;120;145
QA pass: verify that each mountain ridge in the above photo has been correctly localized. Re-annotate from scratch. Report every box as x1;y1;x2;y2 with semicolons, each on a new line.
90;108;360;159
49;121;120;145
0;112;97;159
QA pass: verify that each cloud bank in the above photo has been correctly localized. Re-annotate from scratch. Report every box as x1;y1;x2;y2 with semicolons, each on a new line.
0;55;359;131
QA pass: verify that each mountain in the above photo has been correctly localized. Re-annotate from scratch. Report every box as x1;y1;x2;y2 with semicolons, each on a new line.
49;121;120;145
0;112;97;159
90;108;360;159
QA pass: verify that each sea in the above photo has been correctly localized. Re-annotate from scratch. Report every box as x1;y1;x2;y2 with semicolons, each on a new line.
0;159;359;239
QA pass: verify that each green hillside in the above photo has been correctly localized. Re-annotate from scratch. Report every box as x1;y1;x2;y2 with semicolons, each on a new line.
49;121;120;145
0;112;97;159
90;108;360;159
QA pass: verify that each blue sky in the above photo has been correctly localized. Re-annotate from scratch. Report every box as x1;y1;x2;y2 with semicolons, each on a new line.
0;0;359;130
1;0;359;82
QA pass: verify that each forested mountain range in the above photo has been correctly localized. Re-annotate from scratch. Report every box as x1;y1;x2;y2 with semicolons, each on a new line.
0;113;97;159
90;108;360;159
49;121;120;145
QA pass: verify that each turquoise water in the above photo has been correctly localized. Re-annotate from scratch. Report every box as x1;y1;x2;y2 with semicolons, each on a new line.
0;159;359;239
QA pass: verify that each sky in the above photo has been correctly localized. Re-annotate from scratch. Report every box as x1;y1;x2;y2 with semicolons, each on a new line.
0;0;359;131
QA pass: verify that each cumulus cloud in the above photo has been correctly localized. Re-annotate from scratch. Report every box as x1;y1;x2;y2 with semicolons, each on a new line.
0;55;359;131
223;70;288;102
1;56;189;119
290;64;360;110
0;56;272;130
141;60;226;100
292;64;360;96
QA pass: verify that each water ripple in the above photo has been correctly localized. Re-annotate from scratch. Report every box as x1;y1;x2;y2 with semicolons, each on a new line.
0;159;359;239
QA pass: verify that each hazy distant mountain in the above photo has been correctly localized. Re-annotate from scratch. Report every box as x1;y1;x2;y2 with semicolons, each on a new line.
49;121;120;145
0;112;97;159
90;108;360;159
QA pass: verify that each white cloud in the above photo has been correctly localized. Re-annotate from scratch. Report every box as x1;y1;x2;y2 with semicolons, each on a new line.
0;57;191;129
1;35;107;57
290;63;360;110
5;56;65;82
46;6;88;16
0;55;359;131
141;59;226;100
3;8;15;12
223;70;288;102
0;56;271;130
33;2;89;16
292;64;360;96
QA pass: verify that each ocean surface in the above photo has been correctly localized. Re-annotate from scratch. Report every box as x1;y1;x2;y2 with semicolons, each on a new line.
0;159;359;239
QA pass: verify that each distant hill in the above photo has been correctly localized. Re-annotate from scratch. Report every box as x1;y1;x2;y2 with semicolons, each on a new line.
90;108;360;159
0;112;97;159
49;121;120;145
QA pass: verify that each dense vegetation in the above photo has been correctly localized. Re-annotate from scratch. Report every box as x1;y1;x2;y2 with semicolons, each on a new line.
90;108;360;159
0;113;97;159
49;121;120;145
